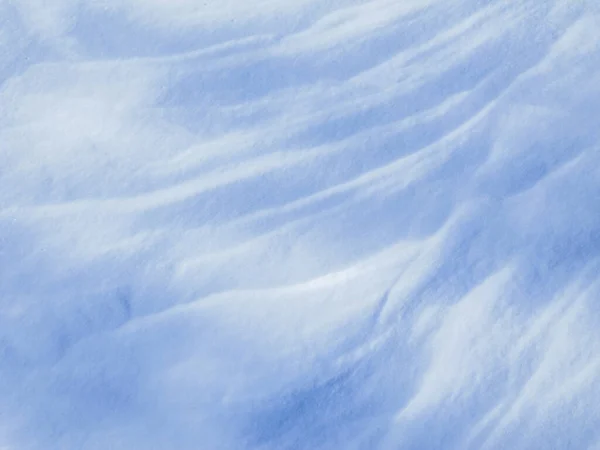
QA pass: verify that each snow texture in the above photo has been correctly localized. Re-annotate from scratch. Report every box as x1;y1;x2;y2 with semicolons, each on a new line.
2;0;600;448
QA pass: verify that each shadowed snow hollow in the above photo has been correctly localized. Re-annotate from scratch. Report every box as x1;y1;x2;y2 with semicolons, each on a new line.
1;0;600;448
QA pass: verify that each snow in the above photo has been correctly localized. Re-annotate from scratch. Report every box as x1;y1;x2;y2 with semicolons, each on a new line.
1;0;600;448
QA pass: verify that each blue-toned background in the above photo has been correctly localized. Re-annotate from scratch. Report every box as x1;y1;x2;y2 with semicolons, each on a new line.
2;0;600;448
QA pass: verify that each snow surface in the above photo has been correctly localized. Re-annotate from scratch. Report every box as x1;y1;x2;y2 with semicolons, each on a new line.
2;0;600;448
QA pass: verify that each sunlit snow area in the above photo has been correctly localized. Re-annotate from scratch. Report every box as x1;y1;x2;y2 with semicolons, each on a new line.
2;0;600;448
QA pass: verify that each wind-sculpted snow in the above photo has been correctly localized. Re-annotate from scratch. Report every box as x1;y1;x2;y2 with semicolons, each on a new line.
1;0;600;448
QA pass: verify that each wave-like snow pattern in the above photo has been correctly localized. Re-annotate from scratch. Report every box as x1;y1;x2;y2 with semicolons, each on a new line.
2;0;600;448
